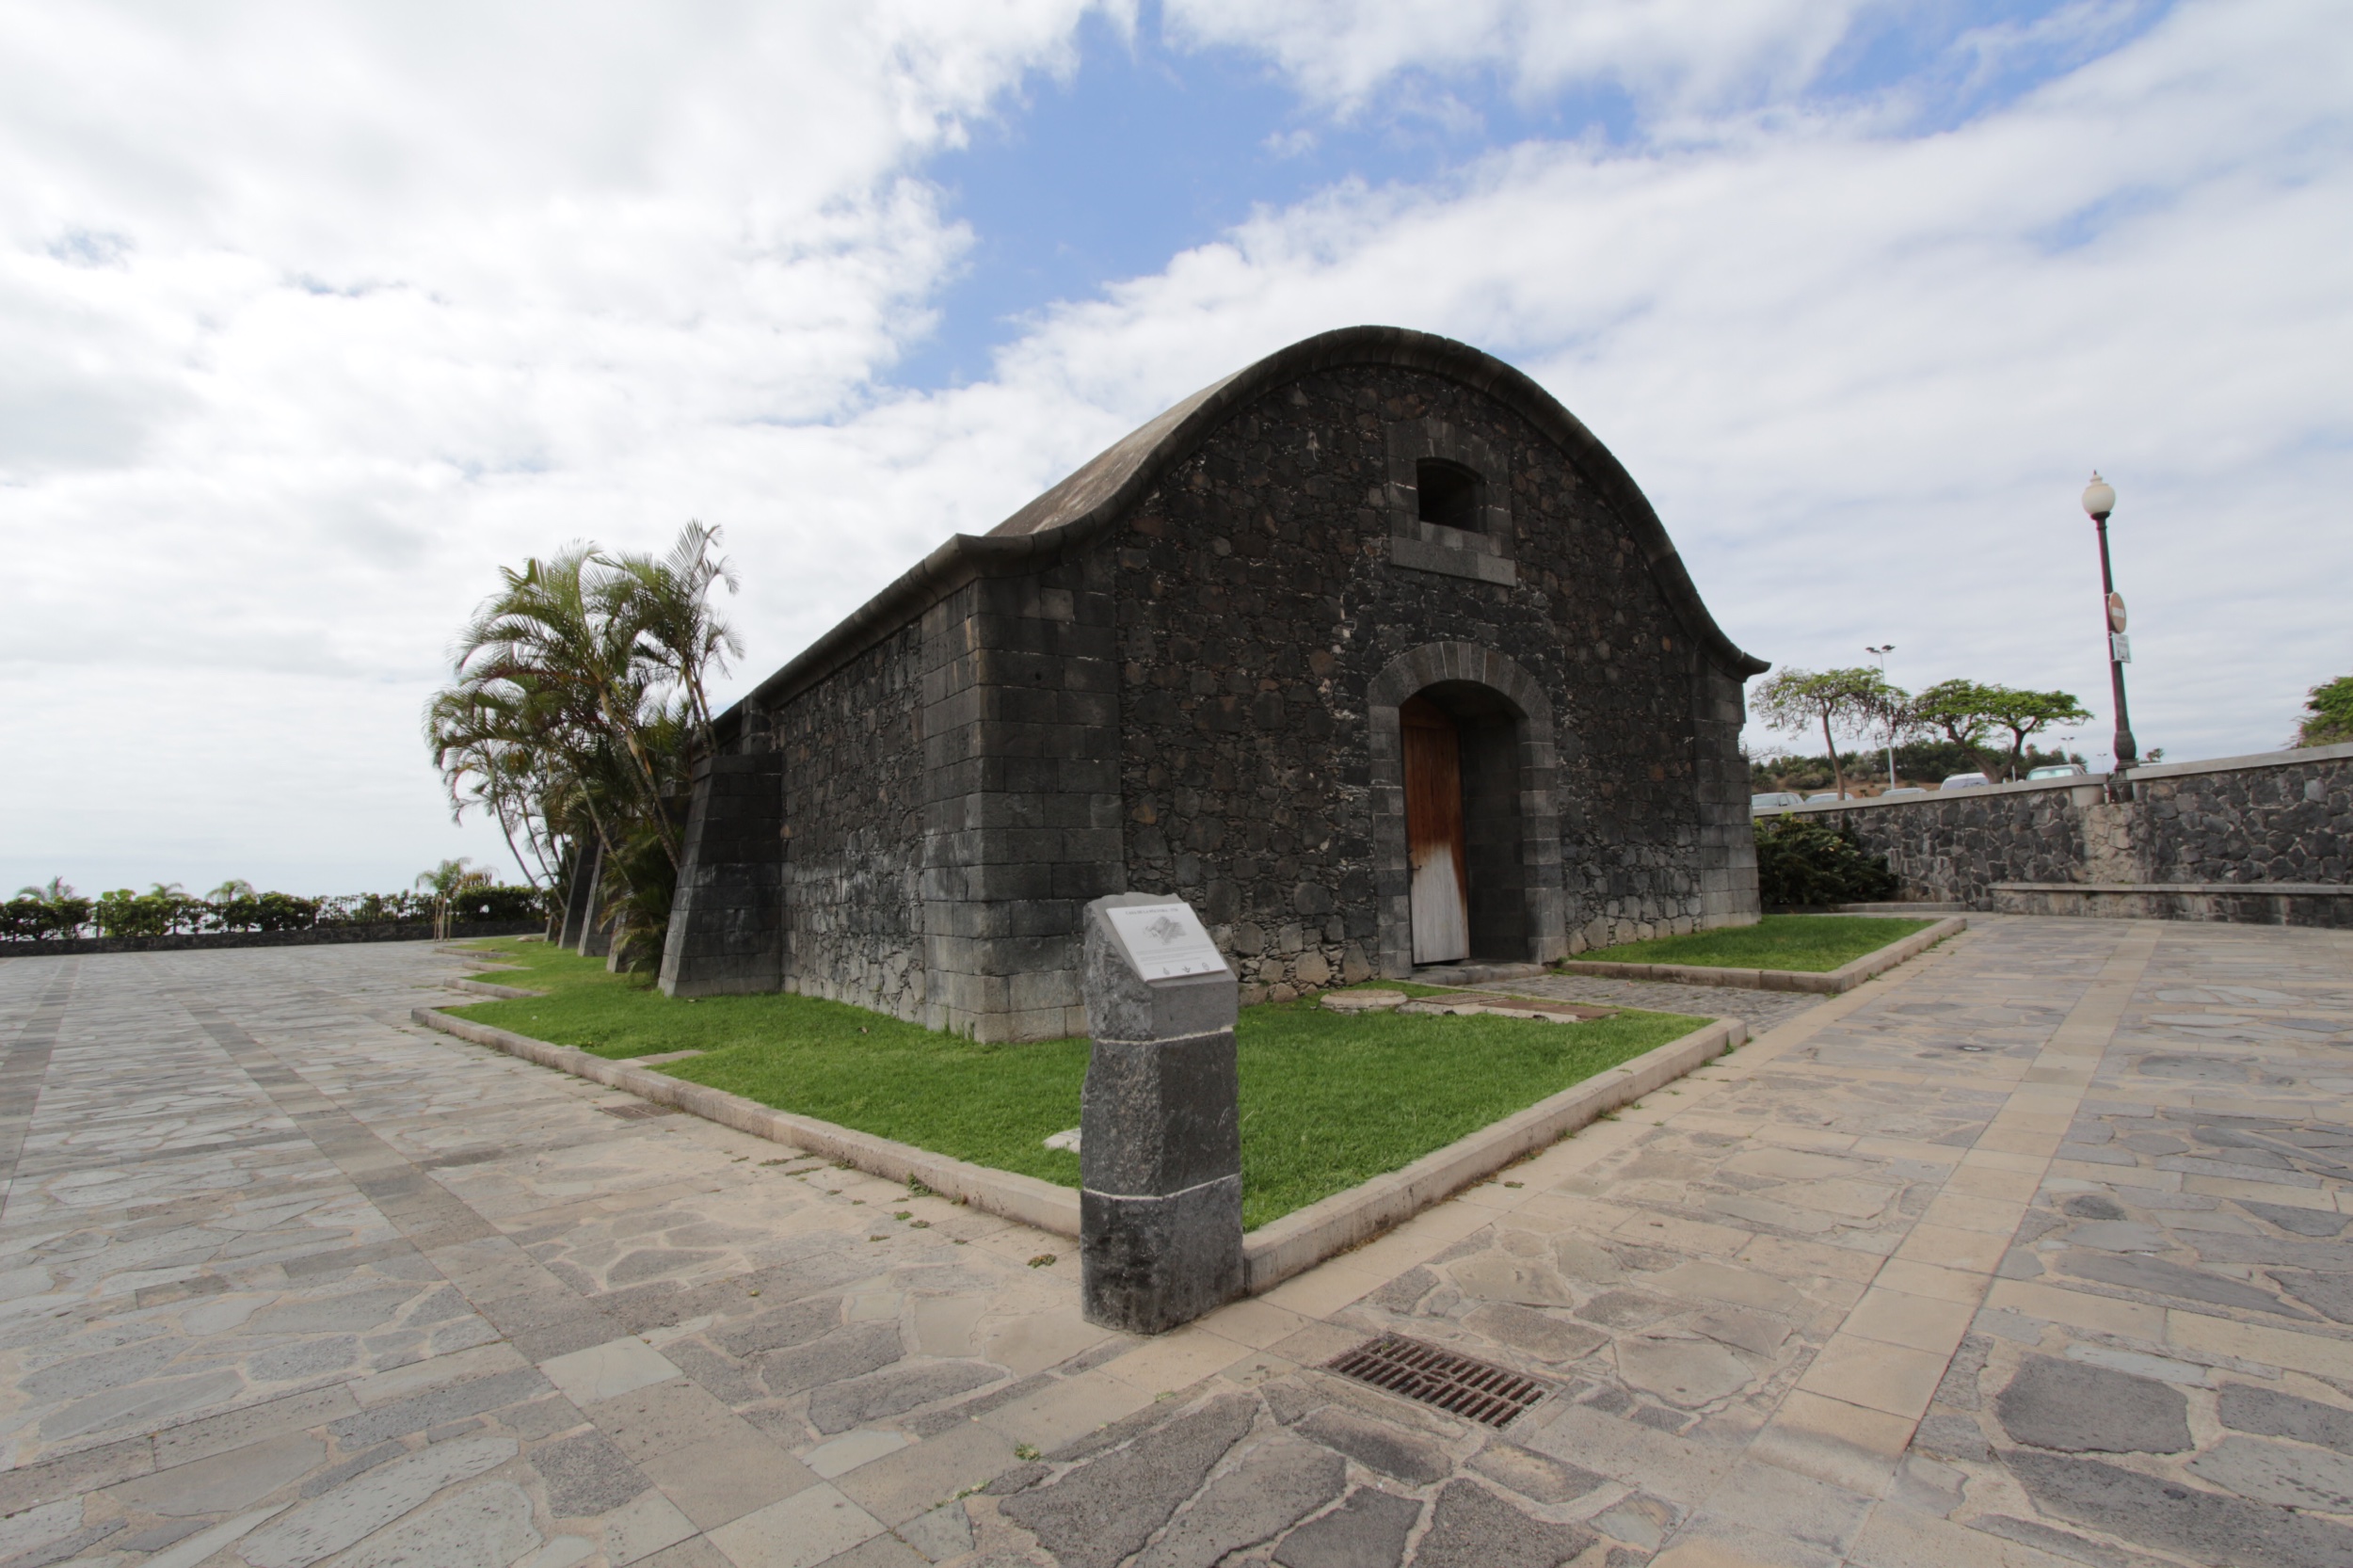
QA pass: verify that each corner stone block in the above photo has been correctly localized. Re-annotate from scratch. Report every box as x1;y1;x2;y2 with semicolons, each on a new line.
660;753;786;998
558;840;602;950
1078;892;1243;1335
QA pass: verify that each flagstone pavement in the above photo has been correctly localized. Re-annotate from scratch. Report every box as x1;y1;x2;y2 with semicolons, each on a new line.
1;916;2349;1568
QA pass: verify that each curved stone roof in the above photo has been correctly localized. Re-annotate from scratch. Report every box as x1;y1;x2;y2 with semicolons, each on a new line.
987;325;1762;675
736;325;1762;722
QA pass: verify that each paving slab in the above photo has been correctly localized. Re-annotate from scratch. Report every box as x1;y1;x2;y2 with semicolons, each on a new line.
5;916;2352;1565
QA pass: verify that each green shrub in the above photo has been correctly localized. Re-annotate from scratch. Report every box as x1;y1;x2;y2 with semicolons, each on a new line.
3;882;549;941
1753;816;1899;906
2297;675;2353;747
3;895;91;941
213;892;324;932
94;888;201;936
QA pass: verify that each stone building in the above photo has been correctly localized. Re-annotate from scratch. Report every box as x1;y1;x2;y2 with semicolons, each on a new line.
658;327;1767;1039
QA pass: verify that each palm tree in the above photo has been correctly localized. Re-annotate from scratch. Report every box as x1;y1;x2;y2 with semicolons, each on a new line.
415;858;492;901
605;520;744;758
426;521;741;968
450;546;676;858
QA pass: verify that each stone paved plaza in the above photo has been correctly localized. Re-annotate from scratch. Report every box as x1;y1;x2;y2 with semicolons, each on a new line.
3;918;2351;1567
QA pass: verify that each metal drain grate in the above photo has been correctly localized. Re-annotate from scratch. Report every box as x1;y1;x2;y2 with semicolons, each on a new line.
599;1101;679;1120
1325;1334;1548;1428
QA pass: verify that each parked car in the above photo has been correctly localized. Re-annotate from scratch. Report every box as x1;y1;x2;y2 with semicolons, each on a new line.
1751;792;1806;813
2027;763;2089;779
1880;787;1926;799
1940;772;1992;791
1805;792;1844;803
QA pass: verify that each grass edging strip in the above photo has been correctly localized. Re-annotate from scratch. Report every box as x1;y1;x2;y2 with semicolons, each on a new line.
413;1000;1739;1301
1240;1014;1746;1294
449;977;546;1000
411;1005;1082;1238
1554;915;1967;994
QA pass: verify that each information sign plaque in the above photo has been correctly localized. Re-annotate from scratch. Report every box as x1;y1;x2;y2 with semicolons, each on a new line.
1103;902;1229;983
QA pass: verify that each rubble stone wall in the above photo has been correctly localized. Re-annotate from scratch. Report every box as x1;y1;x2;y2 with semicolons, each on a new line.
1787;744;2352;919
675;334;1764;1035
1105;361;1753;1000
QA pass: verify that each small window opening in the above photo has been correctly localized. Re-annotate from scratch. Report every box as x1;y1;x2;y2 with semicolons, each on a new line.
1416;459;1483;532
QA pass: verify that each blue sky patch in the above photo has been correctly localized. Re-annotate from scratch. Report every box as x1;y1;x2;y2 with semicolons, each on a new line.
887;1;2174;392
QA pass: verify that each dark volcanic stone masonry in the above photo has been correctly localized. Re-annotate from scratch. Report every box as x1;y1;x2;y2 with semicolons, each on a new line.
1794;744;2351;918
662;327;1768;1038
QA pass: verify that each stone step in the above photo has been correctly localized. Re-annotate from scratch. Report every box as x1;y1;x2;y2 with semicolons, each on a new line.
1410;961;1549;987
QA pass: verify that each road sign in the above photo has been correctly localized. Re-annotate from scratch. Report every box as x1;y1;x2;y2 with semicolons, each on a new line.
2106;592;2128;632
2110;632;2132;664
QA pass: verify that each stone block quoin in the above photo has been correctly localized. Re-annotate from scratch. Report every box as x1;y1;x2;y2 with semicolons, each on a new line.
658;751;786;998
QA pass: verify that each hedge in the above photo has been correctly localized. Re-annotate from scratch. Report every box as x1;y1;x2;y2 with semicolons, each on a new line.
2;885;552;942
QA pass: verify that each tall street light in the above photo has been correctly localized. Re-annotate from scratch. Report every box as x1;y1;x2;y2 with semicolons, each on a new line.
1865;644;1897;788
2081;473;2137;771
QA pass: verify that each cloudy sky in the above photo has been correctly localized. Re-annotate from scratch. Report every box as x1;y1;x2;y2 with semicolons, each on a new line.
4;0;2346;895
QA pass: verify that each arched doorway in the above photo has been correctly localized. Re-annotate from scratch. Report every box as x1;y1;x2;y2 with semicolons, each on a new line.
1369;643;1569;976
1401;695;1468;963
1402;682;1535;966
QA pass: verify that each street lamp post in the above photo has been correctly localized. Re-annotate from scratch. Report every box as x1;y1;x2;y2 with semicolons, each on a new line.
2081;473;2137;772
1865;644;1897;789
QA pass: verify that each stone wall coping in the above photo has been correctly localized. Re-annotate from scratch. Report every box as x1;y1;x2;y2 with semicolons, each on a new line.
1994;882;2352;895
1240;1015;1744;1293
412;1006;1086;1238
414;996;1738;1307
1769;776;2094;813
1554;915;1967;994
1765;738;2353;818
2118;739;2353;782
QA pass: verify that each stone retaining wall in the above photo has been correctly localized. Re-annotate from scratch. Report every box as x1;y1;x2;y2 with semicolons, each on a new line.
1775;741;2352;920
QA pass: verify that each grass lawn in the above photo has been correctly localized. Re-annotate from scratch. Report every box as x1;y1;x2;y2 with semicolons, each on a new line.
442;943;1709;1230
1569;913;1937;973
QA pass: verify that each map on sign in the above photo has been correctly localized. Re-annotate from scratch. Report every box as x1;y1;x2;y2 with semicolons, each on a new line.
1104;902;1230;982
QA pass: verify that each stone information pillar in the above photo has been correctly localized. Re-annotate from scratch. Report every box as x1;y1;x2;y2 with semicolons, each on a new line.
1079;892;1244;1334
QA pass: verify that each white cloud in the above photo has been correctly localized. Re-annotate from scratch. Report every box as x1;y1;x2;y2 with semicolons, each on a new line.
2;0;2345;893
947;0;2353;769
0;0;1107;891
1163;0;1886;117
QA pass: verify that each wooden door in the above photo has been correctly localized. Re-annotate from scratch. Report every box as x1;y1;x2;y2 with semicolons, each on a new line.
1401;695;1469;965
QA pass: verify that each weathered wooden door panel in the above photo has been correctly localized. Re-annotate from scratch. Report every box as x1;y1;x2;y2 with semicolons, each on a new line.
1402;695;1469;965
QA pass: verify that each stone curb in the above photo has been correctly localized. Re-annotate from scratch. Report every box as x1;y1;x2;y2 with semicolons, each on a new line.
1552;915;1968;995
410;1005;1084;1238
1240;1014;1746;1294
448;978;546;1000
412;1001;1739;1303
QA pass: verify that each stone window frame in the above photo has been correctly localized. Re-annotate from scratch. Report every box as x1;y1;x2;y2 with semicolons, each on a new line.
1367;641;1567;975
1383;417;1516;585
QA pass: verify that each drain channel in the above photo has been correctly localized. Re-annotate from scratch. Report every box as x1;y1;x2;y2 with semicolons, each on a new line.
1325;1334;1548;1428
599;1101;679;1120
